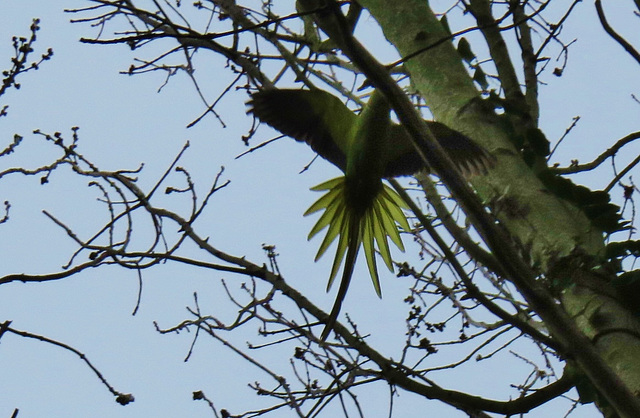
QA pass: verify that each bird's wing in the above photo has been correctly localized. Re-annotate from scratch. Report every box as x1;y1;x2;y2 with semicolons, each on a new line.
382;121;496;178
247;89;358;172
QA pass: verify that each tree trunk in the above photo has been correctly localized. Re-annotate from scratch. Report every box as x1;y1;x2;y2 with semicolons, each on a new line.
361;0;640;413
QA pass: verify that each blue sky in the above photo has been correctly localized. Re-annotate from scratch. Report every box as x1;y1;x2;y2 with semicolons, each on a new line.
1;1;638;417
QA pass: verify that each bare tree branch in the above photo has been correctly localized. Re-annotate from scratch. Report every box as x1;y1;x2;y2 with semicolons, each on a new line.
595;0;640;66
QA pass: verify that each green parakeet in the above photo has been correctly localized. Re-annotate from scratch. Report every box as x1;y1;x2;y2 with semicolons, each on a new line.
247;88;494;340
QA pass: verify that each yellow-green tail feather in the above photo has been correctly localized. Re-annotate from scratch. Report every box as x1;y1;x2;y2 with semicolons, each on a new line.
305;176;410;339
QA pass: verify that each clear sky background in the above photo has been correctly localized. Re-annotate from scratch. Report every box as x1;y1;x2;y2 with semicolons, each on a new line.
1;1;638;417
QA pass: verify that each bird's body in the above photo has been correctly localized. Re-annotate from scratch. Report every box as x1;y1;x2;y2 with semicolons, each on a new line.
311;91;400;339
247;88;494;339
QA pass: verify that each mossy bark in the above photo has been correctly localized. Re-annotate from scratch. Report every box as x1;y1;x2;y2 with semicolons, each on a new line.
360;0;640;410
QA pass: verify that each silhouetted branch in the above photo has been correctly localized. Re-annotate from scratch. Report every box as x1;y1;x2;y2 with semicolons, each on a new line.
552;131;640;174
595;0;640;66
1;320;134;405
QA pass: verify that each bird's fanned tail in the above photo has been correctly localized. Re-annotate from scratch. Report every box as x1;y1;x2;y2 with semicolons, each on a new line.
304;177;410;340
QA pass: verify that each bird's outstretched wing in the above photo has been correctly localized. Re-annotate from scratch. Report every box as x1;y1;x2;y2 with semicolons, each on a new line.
382;122;496;178
304;176;410;340
248;88;495;178
247;89;358;173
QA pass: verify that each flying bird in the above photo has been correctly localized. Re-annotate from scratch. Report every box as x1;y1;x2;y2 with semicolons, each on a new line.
247;88;494;340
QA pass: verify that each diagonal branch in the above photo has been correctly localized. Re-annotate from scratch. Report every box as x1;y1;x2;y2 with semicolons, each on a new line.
595;0;640;66
552;131;640;175
390;178;559;351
